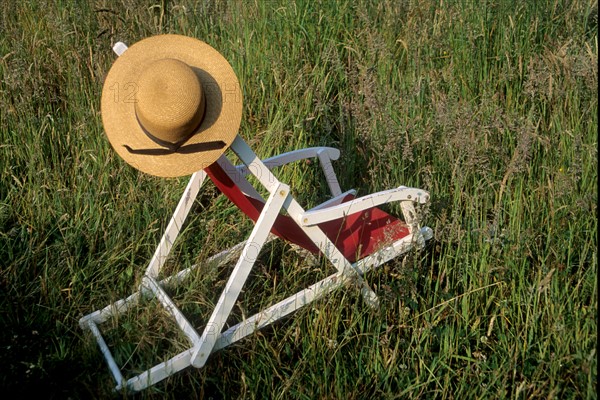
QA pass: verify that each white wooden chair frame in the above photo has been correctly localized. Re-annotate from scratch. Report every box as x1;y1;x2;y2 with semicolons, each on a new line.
79;42;433;392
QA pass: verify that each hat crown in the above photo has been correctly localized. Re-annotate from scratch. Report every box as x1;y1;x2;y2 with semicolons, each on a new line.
135;58;205;144
101;34;243;177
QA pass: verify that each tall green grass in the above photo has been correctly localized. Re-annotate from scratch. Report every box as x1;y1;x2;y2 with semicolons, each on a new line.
1;0;597;398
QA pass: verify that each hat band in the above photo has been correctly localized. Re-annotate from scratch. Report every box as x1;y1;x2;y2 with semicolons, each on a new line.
137;115;193;151
123;140;226;156
129;98;207;152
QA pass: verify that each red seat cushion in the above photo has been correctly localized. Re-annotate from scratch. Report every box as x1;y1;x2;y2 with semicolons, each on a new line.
205;163;410;263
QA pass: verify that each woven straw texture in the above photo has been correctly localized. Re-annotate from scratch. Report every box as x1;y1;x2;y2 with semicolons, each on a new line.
101;34;242;177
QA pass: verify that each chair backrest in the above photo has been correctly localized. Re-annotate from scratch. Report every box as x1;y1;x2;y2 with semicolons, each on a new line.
204;160;410;263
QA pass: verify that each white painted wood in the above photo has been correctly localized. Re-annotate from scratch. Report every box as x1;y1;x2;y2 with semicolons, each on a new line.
300;186;430;227
81;129;433;392
235;147;340;175
160;239;250;288
87;320;125;389
400;200;419;231
283;195;380;308
307;189;356;211
113;42;128;56
232;136;378;306
317;148;342;196
216;155;263;200
145;171;207;278
191;181;291;368
79;292;141;328
142;276;202;346
126;349;194;391
214;271;345;350
235;146;342;197
94;226;429;392
78;238;250;329
231;136;282;193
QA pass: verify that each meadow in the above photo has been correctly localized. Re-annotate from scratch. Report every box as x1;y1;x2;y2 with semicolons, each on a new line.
0;0;597;398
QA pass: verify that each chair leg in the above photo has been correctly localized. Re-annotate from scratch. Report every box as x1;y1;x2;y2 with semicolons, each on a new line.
145;170;207;278
191;182;291;368
213;270;346;350
285;199;380;308
79;237;271;392
304;224;380;308
229;136;379;307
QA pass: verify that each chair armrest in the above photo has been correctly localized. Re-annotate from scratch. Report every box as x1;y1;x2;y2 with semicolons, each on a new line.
307;189;357;211
299;186;430;226
236;147;342;196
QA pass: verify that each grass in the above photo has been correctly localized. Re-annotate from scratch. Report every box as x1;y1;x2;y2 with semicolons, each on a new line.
0;0;597;398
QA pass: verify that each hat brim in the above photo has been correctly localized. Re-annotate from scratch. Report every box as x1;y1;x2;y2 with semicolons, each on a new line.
101;34;243;177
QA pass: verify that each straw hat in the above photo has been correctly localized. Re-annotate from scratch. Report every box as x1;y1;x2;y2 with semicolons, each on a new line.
101;34;243;177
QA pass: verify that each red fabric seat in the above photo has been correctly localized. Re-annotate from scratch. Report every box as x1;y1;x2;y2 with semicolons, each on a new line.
205;163;410;263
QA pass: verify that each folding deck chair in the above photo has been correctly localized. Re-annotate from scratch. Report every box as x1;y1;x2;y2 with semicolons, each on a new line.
79;42;433;392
